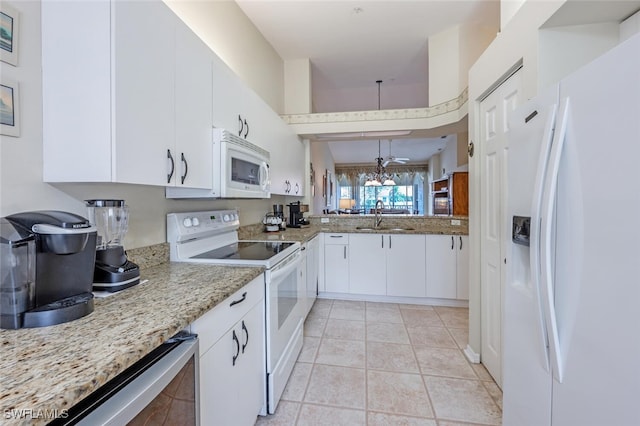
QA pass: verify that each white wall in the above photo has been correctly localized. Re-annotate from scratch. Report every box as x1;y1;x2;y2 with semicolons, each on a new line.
621;9;640;40
467;0;566;360
501;0;527;31
309;141;335;214
428;23;498;106
428;26;461;106
0;0;289;250
539;22;620;89
284;59;312;114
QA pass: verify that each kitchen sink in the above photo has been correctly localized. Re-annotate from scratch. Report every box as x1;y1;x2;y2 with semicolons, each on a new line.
355;226;415;232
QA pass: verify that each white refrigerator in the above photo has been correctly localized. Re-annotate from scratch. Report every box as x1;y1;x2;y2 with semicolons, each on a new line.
503;32;640;426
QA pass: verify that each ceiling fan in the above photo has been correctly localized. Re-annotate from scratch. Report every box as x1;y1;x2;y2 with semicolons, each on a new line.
382;139;410;167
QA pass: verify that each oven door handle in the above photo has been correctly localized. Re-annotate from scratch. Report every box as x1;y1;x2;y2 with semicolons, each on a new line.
270;250;301;282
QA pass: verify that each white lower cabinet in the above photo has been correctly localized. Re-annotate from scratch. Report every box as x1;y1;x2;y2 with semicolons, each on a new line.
323;234;349;293
349;234;426;296
303;235;320;316
321;232;468;301
190;276;265;425
425;235;469;300
456;235;469;300
386;234;427;297
349;234;386;295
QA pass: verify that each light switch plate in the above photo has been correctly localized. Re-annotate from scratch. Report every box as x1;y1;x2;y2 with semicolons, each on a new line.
321;217;330;223
451;219;461;226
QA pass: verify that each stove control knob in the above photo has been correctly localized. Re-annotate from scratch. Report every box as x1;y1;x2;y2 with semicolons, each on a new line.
223;214;230;222
183;217;193;228
192;217;200;227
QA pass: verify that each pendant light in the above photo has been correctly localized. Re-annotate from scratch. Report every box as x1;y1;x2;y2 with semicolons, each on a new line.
364;81;396;186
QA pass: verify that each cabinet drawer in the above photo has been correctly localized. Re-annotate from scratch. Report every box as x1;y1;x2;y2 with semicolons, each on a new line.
324;233;349;244
191;274;264;357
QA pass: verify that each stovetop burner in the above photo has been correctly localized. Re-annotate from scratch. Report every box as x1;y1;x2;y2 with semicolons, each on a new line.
192;241;297;261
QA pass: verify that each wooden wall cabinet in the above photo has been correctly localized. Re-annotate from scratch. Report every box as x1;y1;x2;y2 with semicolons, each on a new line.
431;172;468;216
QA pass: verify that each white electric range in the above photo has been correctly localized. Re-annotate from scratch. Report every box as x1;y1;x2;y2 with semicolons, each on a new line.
167;210;304;415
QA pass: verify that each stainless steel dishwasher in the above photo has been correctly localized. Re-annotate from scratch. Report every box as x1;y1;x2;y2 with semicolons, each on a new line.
51;331;199;425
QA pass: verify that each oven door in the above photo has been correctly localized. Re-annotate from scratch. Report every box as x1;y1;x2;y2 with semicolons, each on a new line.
220;141;270;199
265;249;304;413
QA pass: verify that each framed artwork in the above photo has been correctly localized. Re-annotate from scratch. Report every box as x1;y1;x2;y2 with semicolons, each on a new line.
324;170;333;207
0;2;19;66
1;79;20;137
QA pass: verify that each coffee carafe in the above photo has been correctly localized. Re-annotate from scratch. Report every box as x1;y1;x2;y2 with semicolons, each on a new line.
86;200;140;292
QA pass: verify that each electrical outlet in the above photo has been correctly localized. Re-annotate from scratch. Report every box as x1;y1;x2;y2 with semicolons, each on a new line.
321;217;330;223
451;219;461;226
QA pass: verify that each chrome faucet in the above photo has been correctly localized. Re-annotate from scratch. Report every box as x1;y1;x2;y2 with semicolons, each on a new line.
374;199;384;228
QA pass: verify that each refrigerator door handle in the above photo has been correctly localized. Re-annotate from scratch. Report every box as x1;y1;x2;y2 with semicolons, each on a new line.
530;102;558;373
540;97;571;383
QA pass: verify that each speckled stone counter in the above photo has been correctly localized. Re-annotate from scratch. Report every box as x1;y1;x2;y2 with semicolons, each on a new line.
239;215;468;242
0;262;263;426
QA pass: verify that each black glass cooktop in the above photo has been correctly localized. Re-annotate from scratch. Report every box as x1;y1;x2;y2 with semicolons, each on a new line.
192;241;296;261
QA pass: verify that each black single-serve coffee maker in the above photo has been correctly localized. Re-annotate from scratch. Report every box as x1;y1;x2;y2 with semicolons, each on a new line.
287;202;310;228
2;211;97;328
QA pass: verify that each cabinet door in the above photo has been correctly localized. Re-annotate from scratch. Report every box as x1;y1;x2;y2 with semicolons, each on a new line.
387;234;427;297
349;234;386;295
113;1;175;186
235;301;266;422
456;235;469;300
212;55;246;136
199;301;265;425
267;118;305;197
305;236;320;316
324;244;349;293
425;235;457;299
175;23;213;189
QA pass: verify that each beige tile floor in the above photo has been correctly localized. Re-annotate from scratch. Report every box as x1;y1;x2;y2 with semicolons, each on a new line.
256;299;503;426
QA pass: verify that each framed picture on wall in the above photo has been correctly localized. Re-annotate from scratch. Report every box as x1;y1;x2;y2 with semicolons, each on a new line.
1;78;20;137
0;2;19;66
324;170;333;207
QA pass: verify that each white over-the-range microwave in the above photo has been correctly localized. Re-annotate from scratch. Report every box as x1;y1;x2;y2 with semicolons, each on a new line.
166;129;271;199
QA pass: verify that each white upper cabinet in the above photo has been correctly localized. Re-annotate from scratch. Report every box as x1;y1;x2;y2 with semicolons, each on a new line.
42;1;212;188
211;55;253;141
174;23;214;189
266;117;306;197
113;1;176;186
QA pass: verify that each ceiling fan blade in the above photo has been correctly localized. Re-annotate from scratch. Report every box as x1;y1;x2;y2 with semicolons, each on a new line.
382;159;391;167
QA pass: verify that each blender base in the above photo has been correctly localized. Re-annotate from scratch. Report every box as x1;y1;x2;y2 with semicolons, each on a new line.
93;260;141;292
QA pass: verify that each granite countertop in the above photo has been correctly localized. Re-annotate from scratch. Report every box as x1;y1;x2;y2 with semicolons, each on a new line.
0;262;263;426
240;220;468;241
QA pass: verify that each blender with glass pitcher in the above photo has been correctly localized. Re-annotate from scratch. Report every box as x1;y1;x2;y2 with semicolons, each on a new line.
86;200;140;292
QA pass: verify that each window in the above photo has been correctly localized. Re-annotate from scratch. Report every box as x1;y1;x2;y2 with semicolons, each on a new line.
336;171;427;215
338;181;424;214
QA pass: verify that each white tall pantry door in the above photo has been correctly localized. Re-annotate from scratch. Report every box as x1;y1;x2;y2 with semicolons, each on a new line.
479;69;522;386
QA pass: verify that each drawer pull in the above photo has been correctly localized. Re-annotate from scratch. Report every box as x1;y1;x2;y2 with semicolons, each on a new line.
229;292;247;307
